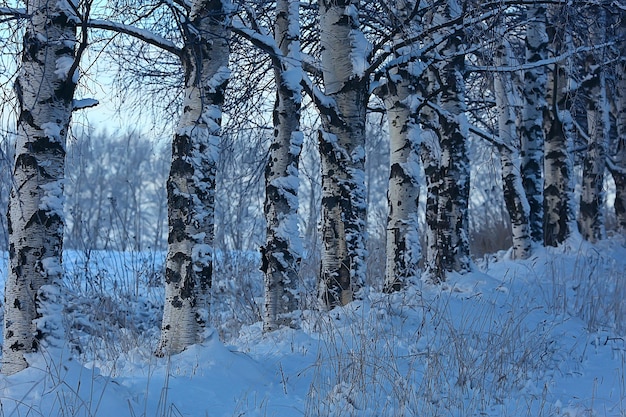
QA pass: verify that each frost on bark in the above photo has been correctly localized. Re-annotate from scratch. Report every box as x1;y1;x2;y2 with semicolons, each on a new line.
520;4;548;243
612;23;626;230
156;0;230;356
577;7;608;243
3;0;77;375
262;0;303;331
318;0;368;308
493;39;531;259
381;2;422;292
424;0;470;281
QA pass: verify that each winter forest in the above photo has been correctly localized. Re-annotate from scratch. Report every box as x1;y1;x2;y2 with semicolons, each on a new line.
0;0;625;415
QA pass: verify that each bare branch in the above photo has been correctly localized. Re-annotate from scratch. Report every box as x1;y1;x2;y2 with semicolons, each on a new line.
467;42;615;72
87;19;182;56
0;6;28;20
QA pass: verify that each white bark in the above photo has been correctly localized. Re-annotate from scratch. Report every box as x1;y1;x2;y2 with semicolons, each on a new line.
577;7;609;242
156;0;230;356
493;39;531;259
3;0;77;374
543;8;574;247
521;4;548;243
262;0;303;331
426;0;470;280
318;0;368;308
383;0;422;292
384;85;422;291
543;72;573;246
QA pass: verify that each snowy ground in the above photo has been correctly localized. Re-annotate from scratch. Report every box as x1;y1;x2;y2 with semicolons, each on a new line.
0;235;625;417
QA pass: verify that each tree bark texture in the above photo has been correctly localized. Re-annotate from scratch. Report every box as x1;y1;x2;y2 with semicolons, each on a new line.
543;65;573;247
318;0;368;308
418;67;442;278
542;6;575;247
612;22;626;231
383;2;422;292
493;39;531;259
157;0;230;356
384;83;422;291
521;4;548;243
3;0;77;375
426;0;471;280
262;0;303;331
577;7;608;243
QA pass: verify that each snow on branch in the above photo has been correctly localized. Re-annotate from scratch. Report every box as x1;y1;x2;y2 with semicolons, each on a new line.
0;6;27;19
87;19;181;56
300;72;342;127
422;98;514;154
467;42;615;73
72;98;99;110
607;158;626;176
366;7;501;79
231;18;282;65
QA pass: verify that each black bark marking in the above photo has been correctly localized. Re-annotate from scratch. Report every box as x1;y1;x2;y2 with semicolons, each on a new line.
10;341;25;352
29;135;65;154
25;210;61;230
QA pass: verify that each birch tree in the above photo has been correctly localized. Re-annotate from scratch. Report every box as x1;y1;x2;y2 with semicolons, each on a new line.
156;0;230;356
418;65;443;280
493;38;531;259
381;0;422;292
612;20;626;230
2;0;79;374
520;3;548;243
424;0;471;280
261;0;303;331
577;6;609;242
317;0;369;307
543;6;574;247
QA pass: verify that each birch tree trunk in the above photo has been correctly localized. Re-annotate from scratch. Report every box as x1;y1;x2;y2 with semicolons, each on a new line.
418;66;442;278
383;1;422;292
384;74;422;292
318;0;368;308
521;3;548;243
493;40;531;259
156;0;230;356
612;24;626;231
262;0;303;331
543;61;573;246
577;7;609;242
428;0;471;280
3;0;77;374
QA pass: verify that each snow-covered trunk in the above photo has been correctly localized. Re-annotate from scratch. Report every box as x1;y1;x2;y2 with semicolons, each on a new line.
262;0;303;331
3;0;77;375
613;30;626;230
429;0;470;280
156;0;230;356
493;40;531;259
383;75;422;292
382;0;422;292
577;8;608;242
520;4;548;243
318;0;368;308
543;62;573;247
